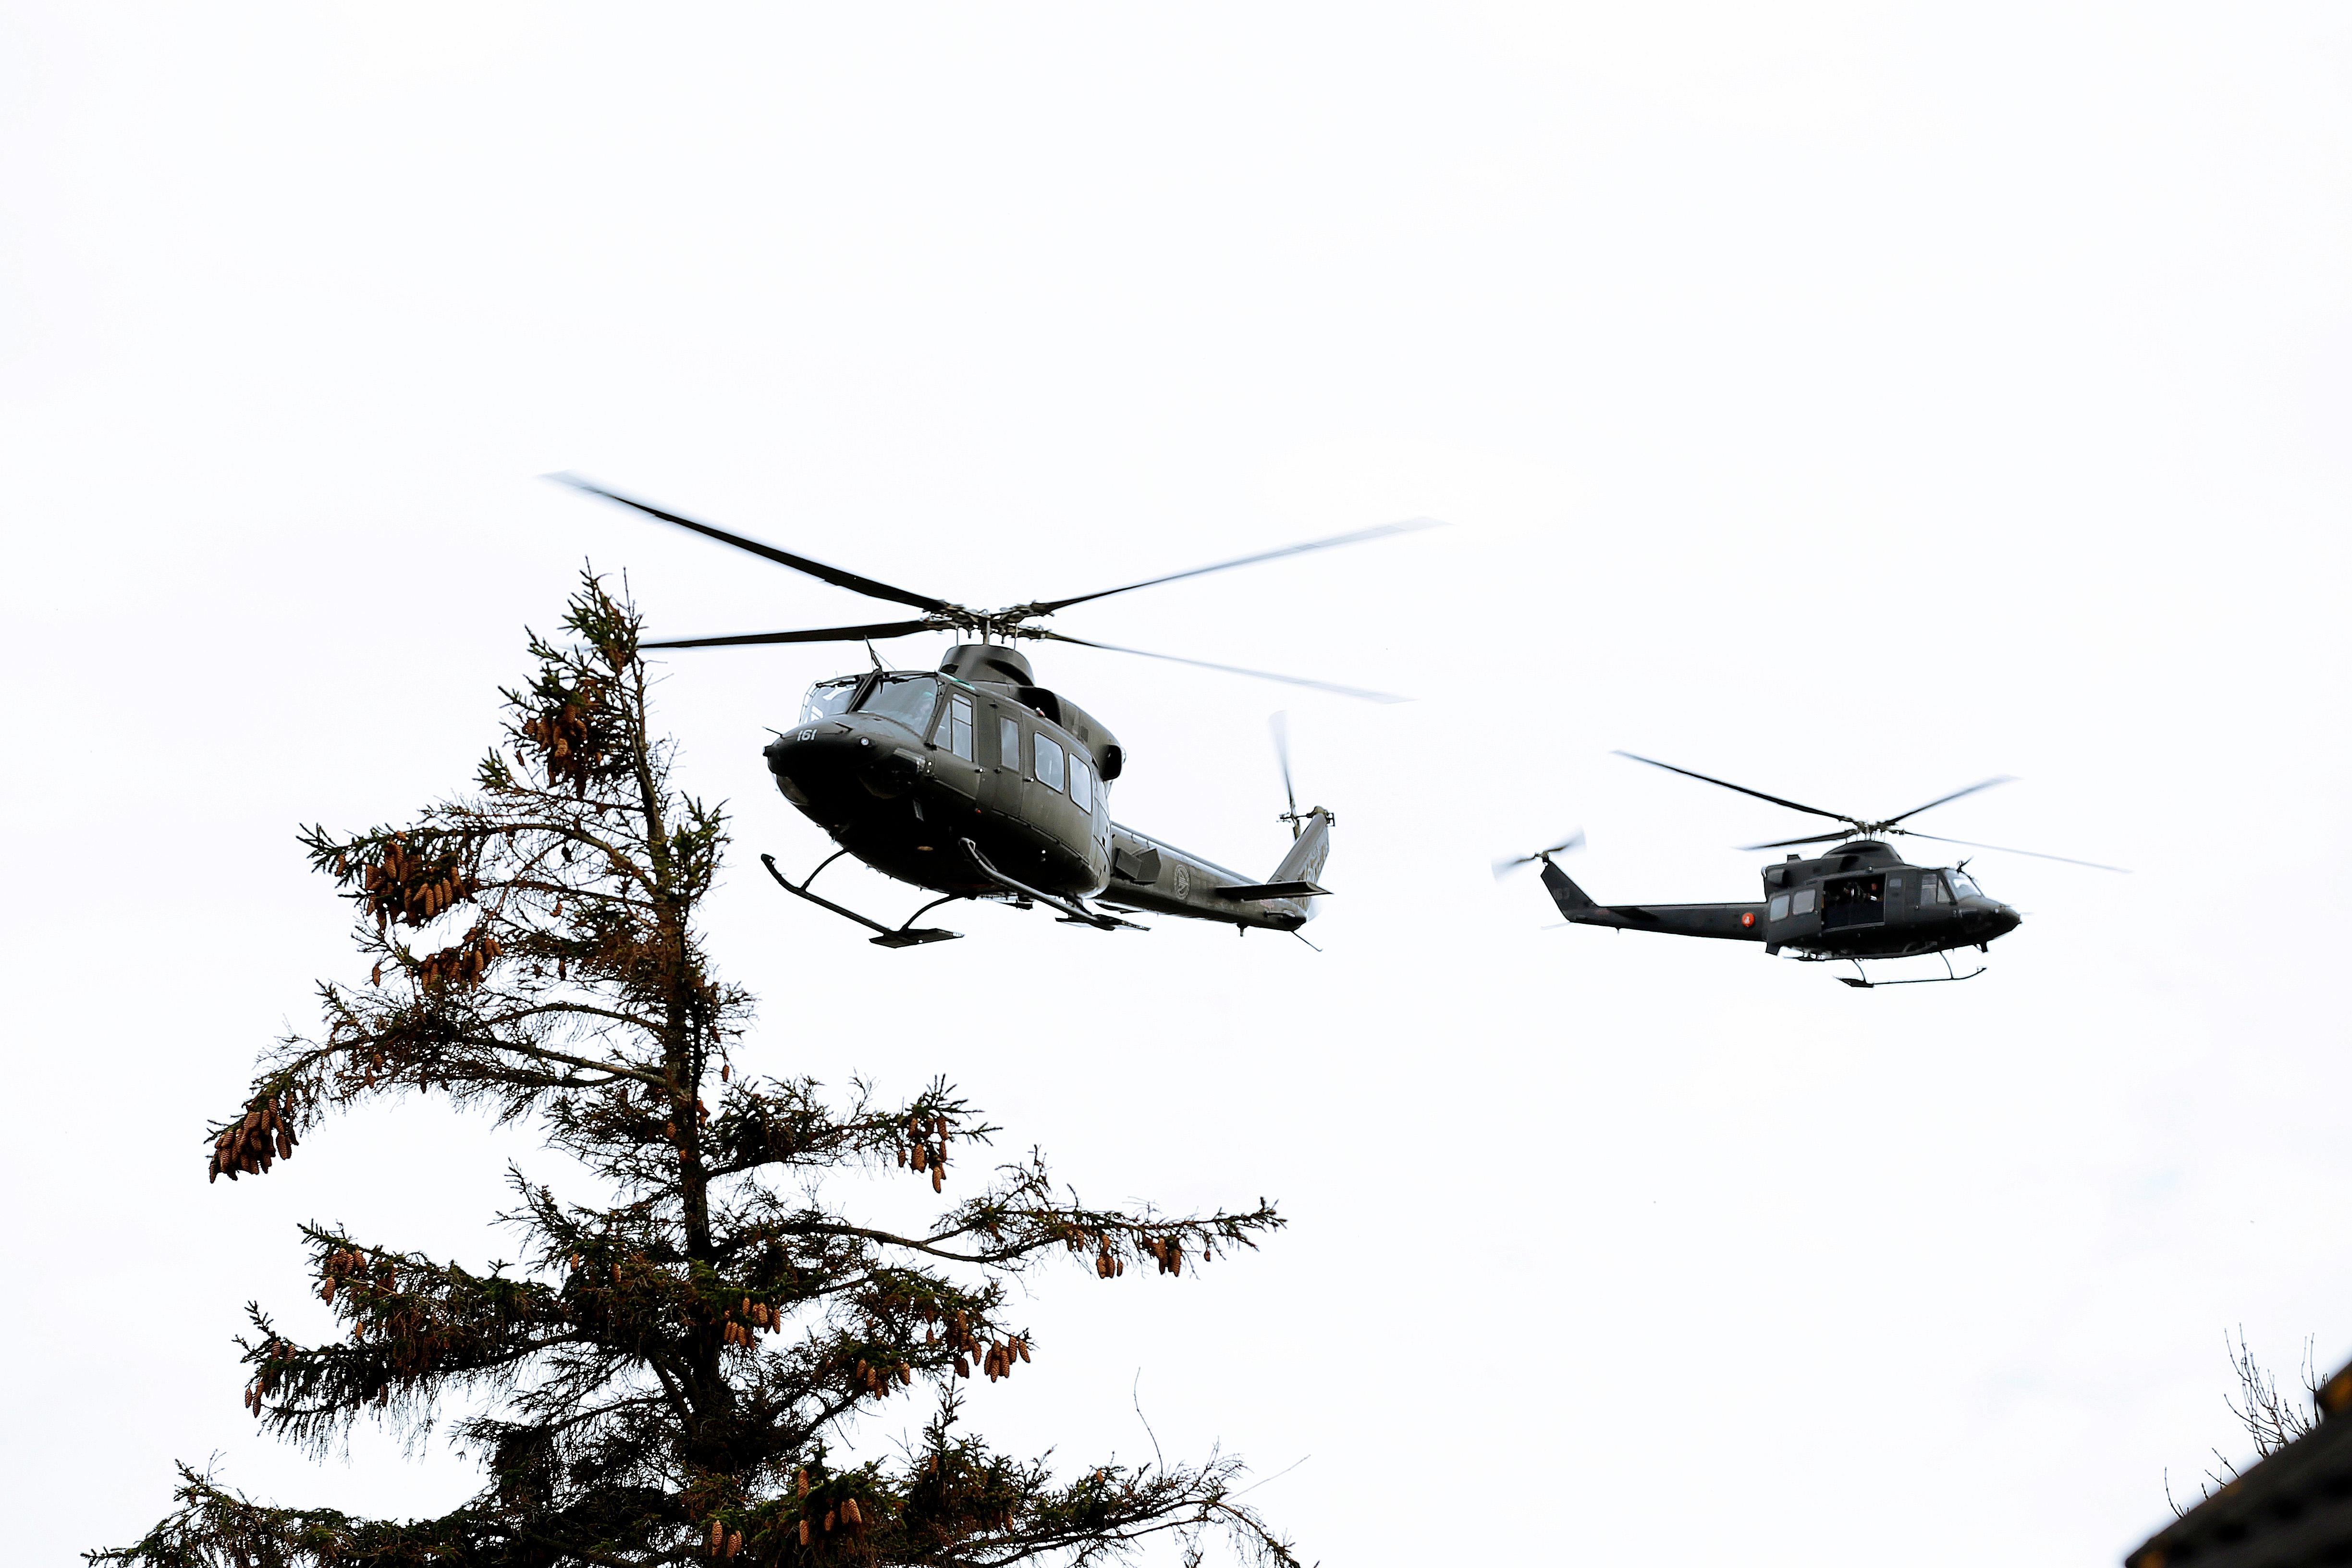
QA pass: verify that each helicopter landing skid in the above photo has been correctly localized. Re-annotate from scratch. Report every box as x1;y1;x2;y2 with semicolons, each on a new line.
1833;951;1986;989
961;839;1143;933
760;852;964;949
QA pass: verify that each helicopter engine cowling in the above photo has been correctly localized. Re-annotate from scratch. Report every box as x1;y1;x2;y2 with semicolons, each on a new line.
937;644;1035;686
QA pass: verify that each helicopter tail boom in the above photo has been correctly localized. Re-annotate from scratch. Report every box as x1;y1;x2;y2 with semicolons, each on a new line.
1099;809;1332;931
1540;862;1766;942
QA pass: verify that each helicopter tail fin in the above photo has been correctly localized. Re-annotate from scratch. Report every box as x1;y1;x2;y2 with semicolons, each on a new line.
1263;807;1334;899
1540;860;1606;922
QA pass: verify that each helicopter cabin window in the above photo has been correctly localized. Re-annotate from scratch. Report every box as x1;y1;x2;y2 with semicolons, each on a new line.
800;677;859;724
858;675;939;736
1790;887;1817;915
933;695;974;760
1068;753;1092;810
998;715;1021;772
1768;894;1790;922
1032;734;1066;793
1923;873;1949;905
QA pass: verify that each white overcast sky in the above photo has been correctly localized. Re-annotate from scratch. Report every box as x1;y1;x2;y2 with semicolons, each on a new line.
7;5;2352;1564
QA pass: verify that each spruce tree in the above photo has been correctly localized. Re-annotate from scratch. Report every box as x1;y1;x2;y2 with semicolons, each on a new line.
97;576;1292;1568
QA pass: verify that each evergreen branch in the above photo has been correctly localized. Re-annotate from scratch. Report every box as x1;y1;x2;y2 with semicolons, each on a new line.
114;572;1296;1568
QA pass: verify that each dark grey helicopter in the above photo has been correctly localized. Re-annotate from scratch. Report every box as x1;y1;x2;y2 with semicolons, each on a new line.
556;477;1423;948
1500;752;2123;987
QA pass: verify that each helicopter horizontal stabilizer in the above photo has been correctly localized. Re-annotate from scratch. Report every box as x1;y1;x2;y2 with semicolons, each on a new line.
1214;880;1330;901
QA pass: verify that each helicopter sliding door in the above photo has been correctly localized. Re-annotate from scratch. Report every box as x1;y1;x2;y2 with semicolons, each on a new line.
979;706;1026;820
1819;873;1886;931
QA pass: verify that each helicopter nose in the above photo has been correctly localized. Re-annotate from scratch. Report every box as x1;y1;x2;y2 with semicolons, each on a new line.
763;724;926;801
763;725;858;804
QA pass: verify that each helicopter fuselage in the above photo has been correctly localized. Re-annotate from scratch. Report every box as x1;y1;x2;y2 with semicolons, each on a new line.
1543;839;2021;962
760;645;1319;933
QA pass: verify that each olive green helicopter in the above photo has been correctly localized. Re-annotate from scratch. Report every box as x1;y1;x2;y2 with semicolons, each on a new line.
1499;752;2126;987
556;476;1430;948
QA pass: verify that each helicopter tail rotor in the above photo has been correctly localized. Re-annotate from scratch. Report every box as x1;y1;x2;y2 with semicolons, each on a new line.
1271;711;1301;837
1493;832;1585;879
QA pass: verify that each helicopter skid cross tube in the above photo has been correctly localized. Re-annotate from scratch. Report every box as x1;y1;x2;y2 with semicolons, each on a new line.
759;852;964;949
1829;952;1987;989
960;838;1141;932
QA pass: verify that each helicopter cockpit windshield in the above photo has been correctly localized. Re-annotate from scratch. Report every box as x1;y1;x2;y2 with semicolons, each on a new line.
801;677;860;724
856;674;941;736
1948;870;1982;898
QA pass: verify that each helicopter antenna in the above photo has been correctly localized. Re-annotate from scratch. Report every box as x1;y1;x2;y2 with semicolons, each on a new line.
549;474;1432;701
864;640;886;671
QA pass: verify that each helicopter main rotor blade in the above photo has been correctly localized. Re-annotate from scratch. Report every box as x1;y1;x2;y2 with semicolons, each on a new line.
1877;776;2016;828
643;619;938;650
1613;752;1854;825
1738;830;1856;851
1036;631;1407;703
1270;710;1298;818
550;475;961;616
1891;831;2130;873
1018;518;1441;616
